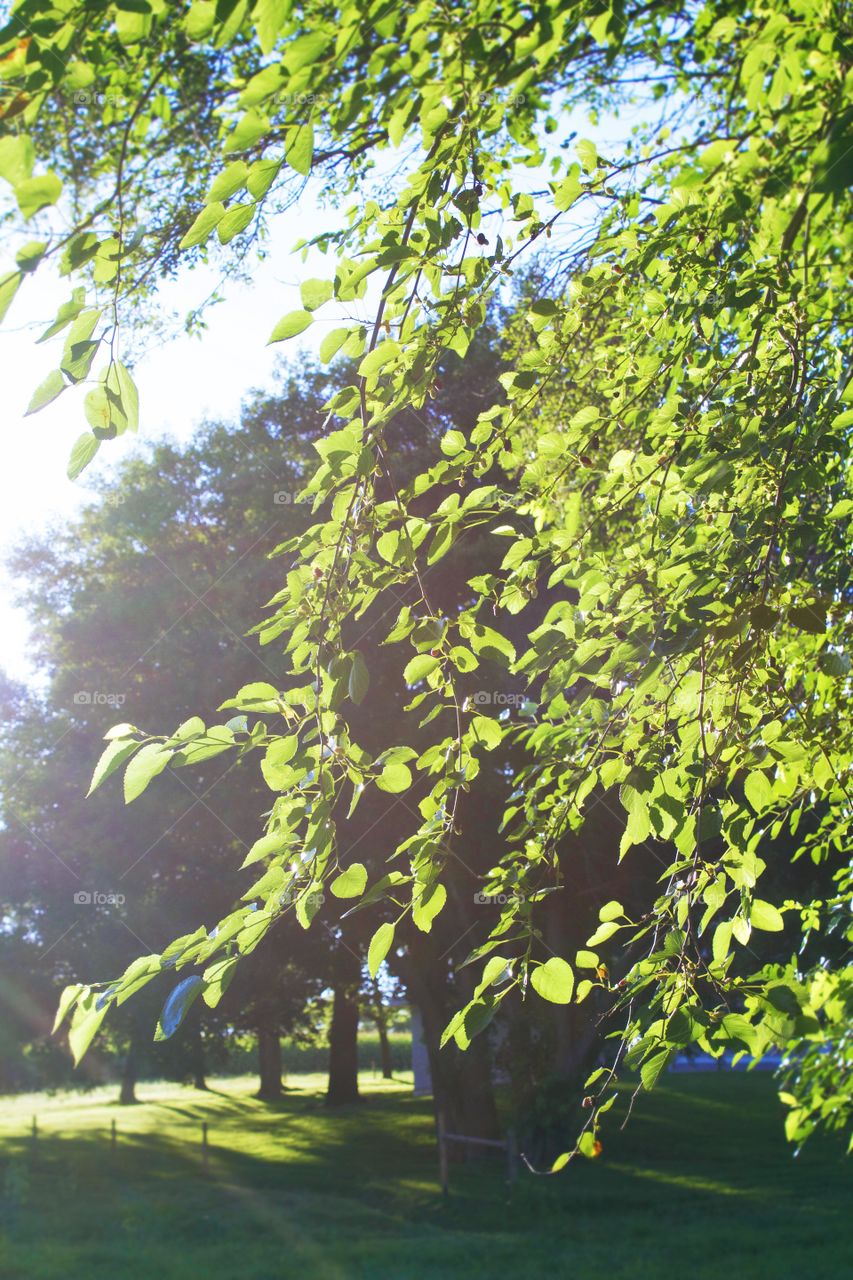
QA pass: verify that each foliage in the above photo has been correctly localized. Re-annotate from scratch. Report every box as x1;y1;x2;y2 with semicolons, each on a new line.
1;0;852;1156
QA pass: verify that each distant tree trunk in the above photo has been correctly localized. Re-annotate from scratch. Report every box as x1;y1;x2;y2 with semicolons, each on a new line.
189;1024;208;1091
119;1033;140;1105
256;1024;283;1100
372;981;393;1078
376;1013;393;1079
326;938;360;1105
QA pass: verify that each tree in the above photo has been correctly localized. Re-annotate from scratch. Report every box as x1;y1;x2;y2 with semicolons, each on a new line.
2;0;851;1157
0;365;330;1097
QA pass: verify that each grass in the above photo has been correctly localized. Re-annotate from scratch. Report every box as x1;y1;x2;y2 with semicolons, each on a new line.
0;1069;849;1279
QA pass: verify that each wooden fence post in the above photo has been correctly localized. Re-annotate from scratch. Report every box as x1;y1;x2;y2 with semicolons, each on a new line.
111;1118;117;1155
202;1121;209;1172
437;1108;449;1196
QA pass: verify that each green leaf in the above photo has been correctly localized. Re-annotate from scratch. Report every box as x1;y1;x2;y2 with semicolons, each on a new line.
0;135;34;186
744;770;773;813
330;862;368;898
285;123;314;176
268;310;313;343
67;432;100;481
750;899;784;932
0;272;22;324
319;327;350;363
283;31;327;73
241;830;288;869
530;957;575;1004
220;681;280;710
376;761;412;793
26;369;66;415
368;921;395;978
124;742;172;803
469;625;515;665
16;239;47;272
52;983;84;1034
15;173;62;219
217;202;256;243
224;108;270;154
107;361;139;433
641;1047;672;1090
789;603;825;634
179;201;225;249
207;161;248;202
254;0;291;54
576;138;598;172
87;737;140;797
470;715;502;750
412;881;446;933
404;654;439;684
201;957;238;1008
260;736;298;789
358;341;400;379
68;993;107;1065
587;920;621;946
300;278;333;311
598;900;624;922
348;650;369;704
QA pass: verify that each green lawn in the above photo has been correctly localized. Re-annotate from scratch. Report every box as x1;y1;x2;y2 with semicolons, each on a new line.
0;1070;848;1279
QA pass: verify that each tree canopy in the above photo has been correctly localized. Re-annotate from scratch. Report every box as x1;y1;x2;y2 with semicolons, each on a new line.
1;0;851;1158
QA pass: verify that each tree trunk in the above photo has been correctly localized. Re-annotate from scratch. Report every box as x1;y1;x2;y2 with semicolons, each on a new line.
118;1034;140;1105
405;932;500;1141
256;1024;283;1100
376;1010;393;1079
189;1025;208;1091
326;939;360;1105
372;981;393;1078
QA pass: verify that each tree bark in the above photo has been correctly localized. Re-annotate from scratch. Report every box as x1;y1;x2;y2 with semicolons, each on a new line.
405;932;500;1141
189;1024;208;1091
118;1034;140;1105
376;1013;393;1079
326;939;360;1105
256;1024;283;1100
372;982;393;1078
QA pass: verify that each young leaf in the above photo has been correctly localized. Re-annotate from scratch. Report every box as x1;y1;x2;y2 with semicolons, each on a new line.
330;862;368;898
26;369;66;415
530;957;575;1004
285;123;314;176
268;310;312;343
87;737;140;797
368;921;395;978
179;201;225;249
348;650;369;704
124;743;172;803
67;432;100;481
